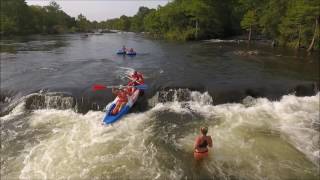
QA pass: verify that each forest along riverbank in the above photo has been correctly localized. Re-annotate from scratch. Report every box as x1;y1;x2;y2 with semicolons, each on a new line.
0;33;319;179
3;0;319;53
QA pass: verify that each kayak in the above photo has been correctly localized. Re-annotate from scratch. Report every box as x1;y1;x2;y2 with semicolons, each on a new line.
117;50;126;55
126;51;137;56
103;88;140;124
116;50;137;56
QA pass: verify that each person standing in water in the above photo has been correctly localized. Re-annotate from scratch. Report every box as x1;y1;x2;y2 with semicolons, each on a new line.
194;127;213;160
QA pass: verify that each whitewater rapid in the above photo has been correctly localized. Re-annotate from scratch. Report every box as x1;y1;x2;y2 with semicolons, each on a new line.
1;91;319;179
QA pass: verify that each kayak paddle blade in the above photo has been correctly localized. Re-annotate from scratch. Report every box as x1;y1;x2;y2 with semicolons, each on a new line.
93;84;107;91
135;84;148;90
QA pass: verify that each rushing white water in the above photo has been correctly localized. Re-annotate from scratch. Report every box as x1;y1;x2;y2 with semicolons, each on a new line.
1;92;319;179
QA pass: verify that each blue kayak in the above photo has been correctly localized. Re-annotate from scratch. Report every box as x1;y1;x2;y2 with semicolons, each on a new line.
116;50;137;56
126;51;137;56
103;88;140;124
117;50;126;55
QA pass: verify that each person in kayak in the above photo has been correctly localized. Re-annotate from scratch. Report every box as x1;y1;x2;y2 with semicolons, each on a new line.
127;71;145;96
111;88;128;115
194;127;213;160
130;71;144;85
122;45;127;52
128;48;135;53
125;81;136;95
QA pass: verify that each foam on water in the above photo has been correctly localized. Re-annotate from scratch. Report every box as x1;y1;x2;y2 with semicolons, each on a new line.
177;92;319;179
1;92;319;179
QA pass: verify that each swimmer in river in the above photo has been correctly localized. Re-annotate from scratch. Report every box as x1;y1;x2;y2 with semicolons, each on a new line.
194;127;213;160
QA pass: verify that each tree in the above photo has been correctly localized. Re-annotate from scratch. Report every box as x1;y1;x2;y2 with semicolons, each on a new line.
0;16;17;34
259;0;287;38
119;15;131;31
47;1;61;12
306;0;320;52
1;0;318;51
130;7;152;32
76;14;90;32
239;0;266;41
29;5;47;33
144;10;162;37
279;0;319;49
241;10;257;41
0;0;34;34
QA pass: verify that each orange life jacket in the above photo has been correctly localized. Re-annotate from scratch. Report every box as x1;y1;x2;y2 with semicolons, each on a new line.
117;91;128;102
126;81;135;94
131;73;144;84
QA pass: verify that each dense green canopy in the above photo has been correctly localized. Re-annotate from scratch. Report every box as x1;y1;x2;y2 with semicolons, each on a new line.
1;0;319;51
100;0;319;50
0;0;94;35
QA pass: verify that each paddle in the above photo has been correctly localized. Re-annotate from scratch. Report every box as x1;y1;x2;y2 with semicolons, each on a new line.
126;74;144;83
92;84;148;91
126;76;136;82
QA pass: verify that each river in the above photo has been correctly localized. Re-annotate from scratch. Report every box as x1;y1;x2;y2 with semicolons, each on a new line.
1;33;319;179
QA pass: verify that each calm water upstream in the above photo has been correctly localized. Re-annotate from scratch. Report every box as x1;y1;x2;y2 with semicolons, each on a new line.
1;33;319;179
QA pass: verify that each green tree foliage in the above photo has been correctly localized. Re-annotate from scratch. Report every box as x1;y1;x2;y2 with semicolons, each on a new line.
101;14;134;32
99;0;320;50
259;0;287;38
0;0;34;34
278;0;319;49
130;7;153;32
29;5;47;33
1;0;319;51
237;0;319;50
1;16;17;34
143;9;162;37
239;0;266;41
43;1;70;33
76;14;91;32
241;10;257;41
142;0;235;40
0;0;88;35
119;15;131;31
101;0;256;41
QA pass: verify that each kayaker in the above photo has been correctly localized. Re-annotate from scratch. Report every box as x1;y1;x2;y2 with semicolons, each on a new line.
194;127;212;160
111;88;128;115
122;45;127;52
129;48;135;53
130;71;144;85
126;81;136;95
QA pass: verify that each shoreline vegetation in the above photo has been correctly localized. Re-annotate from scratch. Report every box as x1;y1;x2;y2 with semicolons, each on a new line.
1;0;319;52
